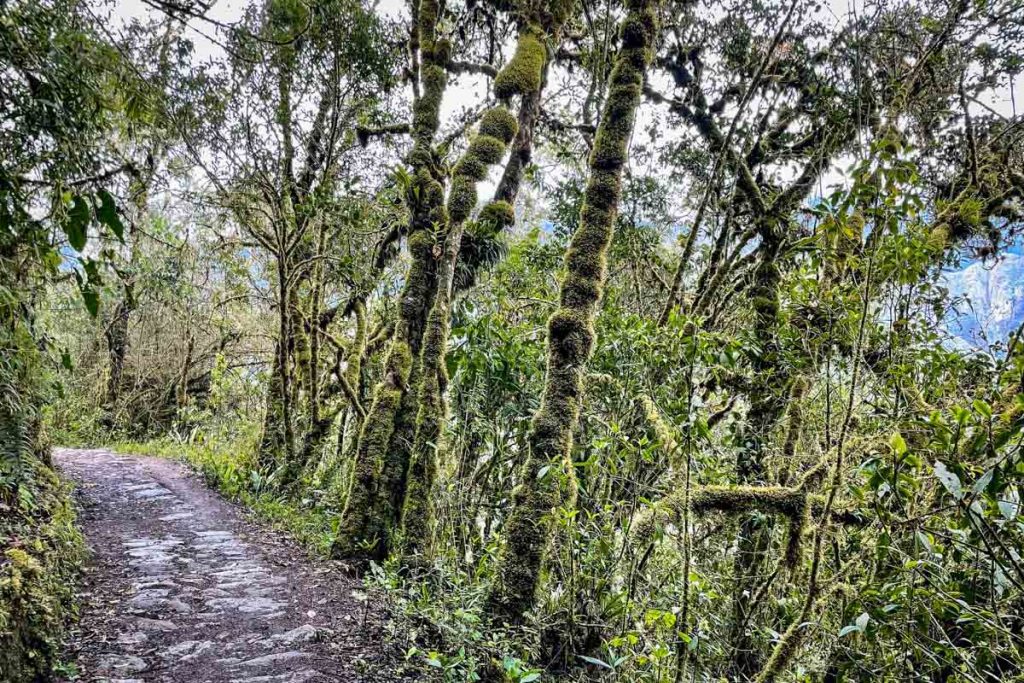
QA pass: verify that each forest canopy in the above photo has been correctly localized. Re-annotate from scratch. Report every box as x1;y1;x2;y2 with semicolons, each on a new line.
3;0;1024;680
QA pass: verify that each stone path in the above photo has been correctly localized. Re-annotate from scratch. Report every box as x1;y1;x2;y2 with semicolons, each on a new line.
55;448;408;683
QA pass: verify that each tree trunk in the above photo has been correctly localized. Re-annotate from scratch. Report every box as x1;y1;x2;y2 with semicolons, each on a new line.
729;223;790;679
400;104;520;563
104;299;132;406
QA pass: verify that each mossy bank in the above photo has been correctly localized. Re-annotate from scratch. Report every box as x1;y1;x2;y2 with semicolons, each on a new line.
1;458;84;682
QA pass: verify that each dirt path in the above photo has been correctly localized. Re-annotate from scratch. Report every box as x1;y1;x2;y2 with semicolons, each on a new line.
55;448;409;683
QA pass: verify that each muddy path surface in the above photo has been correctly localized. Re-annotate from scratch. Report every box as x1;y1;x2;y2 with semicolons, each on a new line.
55;448;410;683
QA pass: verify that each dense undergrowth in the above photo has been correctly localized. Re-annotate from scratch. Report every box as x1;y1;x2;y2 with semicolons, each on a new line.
1;296;85;681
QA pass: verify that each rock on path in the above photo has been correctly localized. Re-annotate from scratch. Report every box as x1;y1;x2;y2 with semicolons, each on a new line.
55;448;407;683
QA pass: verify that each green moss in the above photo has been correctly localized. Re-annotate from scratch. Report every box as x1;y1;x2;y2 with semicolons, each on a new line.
749;254;782;326
783;497;809;570
344;300;368;394
387;339;414;384
777;377;809;486
453;156;488;183
630;484;809;568
477;200;515;234
494;26;546;100
410;169;447;232
332;340;413;562
398;101;522;563
927;222;951;251
398;326;445;563
560;273;603;309
690;485;807;516
447;177;478;224
467;134;507;164
332;382;404;562
433;38;452;66
478;107;519;144
639;394;678;455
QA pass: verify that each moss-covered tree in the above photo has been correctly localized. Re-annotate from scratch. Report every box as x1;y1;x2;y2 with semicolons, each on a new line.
332;0;450;560
486;0;660;624
398;0;575;566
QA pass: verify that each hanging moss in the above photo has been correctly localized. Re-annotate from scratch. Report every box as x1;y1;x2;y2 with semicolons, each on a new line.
486;0;658;625
494;25;546;100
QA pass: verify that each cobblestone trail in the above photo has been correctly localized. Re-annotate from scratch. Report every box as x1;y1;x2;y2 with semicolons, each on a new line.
55;448;405;683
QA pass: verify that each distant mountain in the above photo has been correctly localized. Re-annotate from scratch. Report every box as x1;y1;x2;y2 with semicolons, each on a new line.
943;250;1024;348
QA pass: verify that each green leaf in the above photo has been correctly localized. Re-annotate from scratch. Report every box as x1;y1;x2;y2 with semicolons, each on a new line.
81;287;99;317
577;655;613;670
890;432;908;457
971;469;994;495
934;461;962;500
973;399;992;419
999;490;1019;521
65;195;90;251
840;612;870;637
521;674;541;683
96;189;125;240
82;257;103;285
60;349;73;371
855;611;870;631
74;268;99;317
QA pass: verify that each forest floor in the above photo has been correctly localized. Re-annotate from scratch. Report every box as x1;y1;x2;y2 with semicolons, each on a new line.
54;448;411;683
